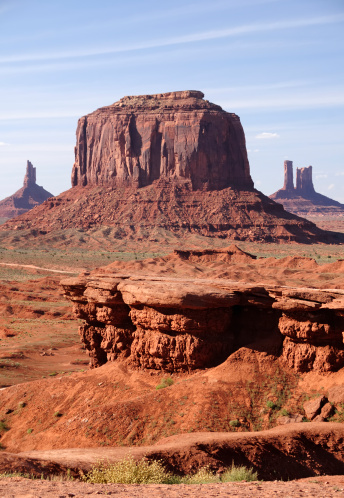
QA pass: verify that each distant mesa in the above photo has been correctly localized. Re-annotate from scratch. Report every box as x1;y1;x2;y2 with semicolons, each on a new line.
1;91;343;244
0;160;53;219
270;161;344;217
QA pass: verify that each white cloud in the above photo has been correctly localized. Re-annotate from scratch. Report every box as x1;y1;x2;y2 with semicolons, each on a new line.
255;132;280;139
315;174;328;179
0;141;9;146
328;184;335;190
335;172;344;176
254;149;260;152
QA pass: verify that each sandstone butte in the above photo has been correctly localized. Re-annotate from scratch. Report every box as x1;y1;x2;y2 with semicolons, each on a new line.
1;90;343;244
0;160;53;219
270;160;344;217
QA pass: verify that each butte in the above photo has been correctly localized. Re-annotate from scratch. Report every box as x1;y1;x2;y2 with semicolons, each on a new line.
270;160;344;218
1;91;343;244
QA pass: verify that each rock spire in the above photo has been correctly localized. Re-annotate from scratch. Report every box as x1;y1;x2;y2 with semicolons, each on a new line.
23;160;36;188
0;161;53;219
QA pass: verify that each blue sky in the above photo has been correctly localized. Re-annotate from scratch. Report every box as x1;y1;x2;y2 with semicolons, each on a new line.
0;0;343;202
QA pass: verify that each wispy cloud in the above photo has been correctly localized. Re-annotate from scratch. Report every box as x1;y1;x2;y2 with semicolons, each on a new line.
316;174;328;179
328;184;335;190
220;90;344;111
1;13;343;64
335;172;344;176
255;132;280;139
0;111;81;121
0;141;9;146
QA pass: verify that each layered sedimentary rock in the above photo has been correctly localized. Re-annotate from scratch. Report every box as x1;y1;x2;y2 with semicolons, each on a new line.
0;161;53;219
270;161;344;217
62;259;344;374
71;90;253;191
1;93;343;243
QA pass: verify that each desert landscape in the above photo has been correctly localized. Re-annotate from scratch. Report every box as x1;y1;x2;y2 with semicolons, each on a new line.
0;87;343;497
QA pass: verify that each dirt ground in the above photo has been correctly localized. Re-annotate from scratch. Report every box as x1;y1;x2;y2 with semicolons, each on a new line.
0;475;343;498
0;244;344;495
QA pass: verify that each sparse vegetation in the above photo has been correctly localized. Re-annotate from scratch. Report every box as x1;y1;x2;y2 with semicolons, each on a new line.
229;419;240;428
221;464;258;482
83;456;176;484
156;377;174;390
83;458;259;484
0;421;9;433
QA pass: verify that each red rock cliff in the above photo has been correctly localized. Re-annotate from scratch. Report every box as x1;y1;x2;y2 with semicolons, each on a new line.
71;90;253;190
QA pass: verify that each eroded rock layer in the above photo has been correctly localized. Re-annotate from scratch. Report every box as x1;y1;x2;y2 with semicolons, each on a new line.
62;263;344;373
71;90;253;191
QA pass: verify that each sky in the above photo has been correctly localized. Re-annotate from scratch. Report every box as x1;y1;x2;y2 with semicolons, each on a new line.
0;0;343;202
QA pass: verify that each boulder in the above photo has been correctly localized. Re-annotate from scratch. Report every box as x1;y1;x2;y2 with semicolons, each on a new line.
303;396;327;420
328;385;344;405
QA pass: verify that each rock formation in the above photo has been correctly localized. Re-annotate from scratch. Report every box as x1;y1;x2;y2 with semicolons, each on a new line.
71;90;253;191
62;248;344;374
0;161;53;219
270;161;344;217
1;92;343;244
283;160;294;191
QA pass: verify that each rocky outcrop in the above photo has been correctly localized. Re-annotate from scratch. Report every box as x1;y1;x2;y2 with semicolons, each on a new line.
0;161;53;219
71;90;253;191
270;161;344;217
62;264;344;373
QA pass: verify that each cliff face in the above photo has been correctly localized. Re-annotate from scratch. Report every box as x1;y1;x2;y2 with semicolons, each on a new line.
0;161;53;219
71;90;253;190
62;267;344;374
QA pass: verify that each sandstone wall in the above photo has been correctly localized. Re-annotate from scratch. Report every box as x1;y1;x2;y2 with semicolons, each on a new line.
62;273;344;374
71;91;253;190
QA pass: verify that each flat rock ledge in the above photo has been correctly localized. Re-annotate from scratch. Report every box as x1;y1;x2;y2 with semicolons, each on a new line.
62;273;344;373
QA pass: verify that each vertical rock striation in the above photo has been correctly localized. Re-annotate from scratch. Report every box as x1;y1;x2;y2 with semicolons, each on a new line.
295;166;315;195
71;90;253;191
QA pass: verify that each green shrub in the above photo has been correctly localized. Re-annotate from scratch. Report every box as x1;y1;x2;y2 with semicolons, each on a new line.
156;377;174;390
181;466;219;484
27;428;33;434
0;421;9;433
229;419;240;428
53;411;62;418
83;456;175;484
221;464;258;482
266;400;280;410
